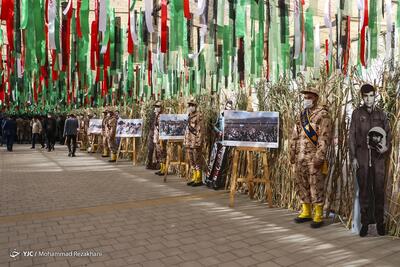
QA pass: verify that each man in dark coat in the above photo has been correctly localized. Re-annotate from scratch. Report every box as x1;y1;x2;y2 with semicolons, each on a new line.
349;84;392;237
63;113;79;157
2;116;17;151
44;113;57;151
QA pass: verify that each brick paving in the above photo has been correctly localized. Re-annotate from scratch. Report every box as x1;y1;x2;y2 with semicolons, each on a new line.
0;145;399;267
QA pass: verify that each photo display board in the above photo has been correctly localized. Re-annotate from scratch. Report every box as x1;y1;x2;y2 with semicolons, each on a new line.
222;110;279;148
159;114;188;140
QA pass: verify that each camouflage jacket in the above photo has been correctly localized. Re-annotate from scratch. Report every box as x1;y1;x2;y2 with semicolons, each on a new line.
184;111;203;148
101;116;108;136
290;105;332;163
153;112;161;144
106;114;118;137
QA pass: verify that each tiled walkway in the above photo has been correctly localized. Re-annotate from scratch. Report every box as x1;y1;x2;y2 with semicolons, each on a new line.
0;145;399;267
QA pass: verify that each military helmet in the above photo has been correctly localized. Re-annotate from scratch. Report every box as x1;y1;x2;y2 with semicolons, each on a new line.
368;127;386;139
187;97;197;106
300;86;320;97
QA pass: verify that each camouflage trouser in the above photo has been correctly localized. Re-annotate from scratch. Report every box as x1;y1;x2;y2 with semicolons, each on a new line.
107;134;117;154
155;141;166;164
295;159;325;204
188;147;201;170
102;134;109;153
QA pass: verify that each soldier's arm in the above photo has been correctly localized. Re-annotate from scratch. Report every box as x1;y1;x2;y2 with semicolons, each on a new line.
349;111;357;160
383;112;392;153
315;110;332;163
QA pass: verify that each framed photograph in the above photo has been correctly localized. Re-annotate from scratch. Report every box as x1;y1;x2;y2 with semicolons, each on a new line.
159;114;188;140
88;119;102;134
222;110;279;148
116;119;143;138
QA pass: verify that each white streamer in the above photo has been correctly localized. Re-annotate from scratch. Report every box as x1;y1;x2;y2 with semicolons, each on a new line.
385;0;393;60
48;0;56;50
144;0;154;33
197;0;206;16
293;0;301;59
99;0;107;33
62;0;72;15
130;10;138;44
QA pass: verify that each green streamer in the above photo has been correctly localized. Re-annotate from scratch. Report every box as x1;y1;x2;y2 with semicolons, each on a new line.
305;8;314;68
369;0;378;59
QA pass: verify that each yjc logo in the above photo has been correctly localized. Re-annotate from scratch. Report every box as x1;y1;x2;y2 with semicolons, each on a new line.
9;249;20;258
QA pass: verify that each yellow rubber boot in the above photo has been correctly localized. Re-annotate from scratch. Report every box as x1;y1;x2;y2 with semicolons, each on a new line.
155;163;165;176
102;148;109;157
192;170;203;187
109;153;117;163
311;204;324;228
294;203;312;223
187;170;196;186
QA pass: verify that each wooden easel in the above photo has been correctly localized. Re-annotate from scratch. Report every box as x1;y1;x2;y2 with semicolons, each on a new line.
163;139;189;182
116;137;138;165
88;134;101;153
229;147;273;208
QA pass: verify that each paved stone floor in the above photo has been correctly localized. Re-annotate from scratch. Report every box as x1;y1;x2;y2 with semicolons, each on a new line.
0;145;399;267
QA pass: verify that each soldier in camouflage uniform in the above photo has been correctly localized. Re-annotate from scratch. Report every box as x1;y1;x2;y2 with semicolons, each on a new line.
185;97;204;187
101;109;110;157
153;101;167;175
349;84;392;237
106;109;119;163
290;86;332;228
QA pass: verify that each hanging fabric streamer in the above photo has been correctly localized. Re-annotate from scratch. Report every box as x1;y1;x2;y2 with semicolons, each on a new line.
62;0;72;15
127;0;134;54
342;16;351;75
144;0;154;33
48;0;57;50
324;0;332;74
76;0;82;38
131;9;138;44
183;0;191;19
385;0;392;60
197;0;206;16
314;23;320;75
161;0;168;53
294;0;301;59
360;0;368;67
99;0;107;34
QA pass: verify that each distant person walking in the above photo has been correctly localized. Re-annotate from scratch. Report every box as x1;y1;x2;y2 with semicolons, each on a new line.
31;117;42;149
44;113;57;151
63;113;79;157
2;116;17;151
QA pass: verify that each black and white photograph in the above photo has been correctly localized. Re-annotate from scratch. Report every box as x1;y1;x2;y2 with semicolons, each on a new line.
88;119;102;134
116;119;143;138
223;110;279;148
159;114;188;140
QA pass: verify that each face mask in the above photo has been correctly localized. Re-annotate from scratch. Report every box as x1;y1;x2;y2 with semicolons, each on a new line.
303;99;314;109
188;106;195;113
154;107;161;113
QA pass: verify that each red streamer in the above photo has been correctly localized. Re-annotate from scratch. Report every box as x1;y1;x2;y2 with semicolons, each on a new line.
0;0;14;51
183;0;191;20
127;0;134;54
90;21;98;70
360;0;369;67
325;39;329;75
148;50;152;86
161;0;168;53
